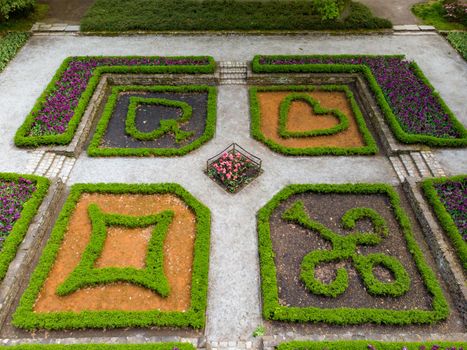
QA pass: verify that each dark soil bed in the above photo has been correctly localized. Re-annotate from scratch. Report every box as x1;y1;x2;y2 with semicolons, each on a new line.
101;91;208;150
269;191;432;311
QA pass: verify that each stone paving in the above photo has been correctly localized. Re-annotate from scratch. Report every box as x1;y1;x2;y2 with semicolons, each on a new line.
0;32;465;349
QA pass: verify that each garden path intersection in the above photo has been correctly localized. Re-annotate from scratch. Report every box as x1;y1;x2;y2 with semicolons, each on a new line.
0;32;465;350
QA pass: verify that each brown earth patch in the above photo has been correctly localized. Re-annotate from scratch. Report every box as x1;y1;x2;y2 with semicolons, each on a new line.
33;193;195;313
257;90;366;148
269;192;433;311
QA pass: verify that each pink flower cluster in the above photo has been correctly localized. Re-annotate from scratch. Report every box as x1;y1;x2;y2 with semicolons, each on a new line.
208;150;257;192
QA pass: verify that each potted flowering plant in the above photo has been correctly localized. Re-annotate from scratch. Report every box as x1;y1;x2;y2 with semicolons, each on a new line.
206;143;262;193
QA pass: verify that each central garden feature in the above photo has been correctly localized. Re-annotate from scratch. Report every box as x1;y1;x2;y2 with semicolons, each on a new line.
258;183;448;325
206;143;262;193
12;183;210;330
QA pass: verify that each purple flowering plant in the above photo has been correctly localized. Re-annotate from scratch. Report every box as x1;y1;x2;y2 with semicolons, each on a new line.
255;55;466;144
434;179;467;241
29;57;211;136
0;177;36;249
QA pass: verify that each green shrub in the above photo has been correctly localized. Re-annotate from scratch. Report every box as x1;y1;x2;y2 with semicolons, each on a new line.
0;0;35;20
257;183;449;325
249;85;378;156
277;340;467;350
12;183;211;330
87;85;217;157
80;0;391;32
312;0;346;20
447;31;467;60
0;31;29;72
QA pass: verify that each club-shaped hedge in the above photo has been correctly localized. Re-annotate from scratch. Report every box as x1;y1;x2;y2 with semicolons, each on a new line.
252;55;467;147
14;56;216;147
12;183;211;330
257;183;449;325
277;340;466;350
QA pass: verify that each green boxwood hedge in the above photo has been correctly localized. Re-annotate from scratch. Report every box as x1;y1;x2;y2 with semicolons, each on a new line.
14;56;216;148
88;85;217;157
249;85;378;156
257;183;449;325
422;175;467;270
12;183;211;330
277;340;466;350
0;173;49;281
252;54;467;147
0;344;195;350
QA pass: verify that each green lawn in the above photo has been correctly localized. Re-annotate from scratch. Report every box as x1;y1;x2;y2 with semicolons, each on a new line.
412;0;466;30
80;0;391;32
447;31;467;60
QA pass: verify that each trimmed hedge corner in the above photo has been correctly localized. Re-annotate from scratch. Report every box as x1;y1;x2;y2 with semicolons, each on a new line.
12;183;211;330
422;175;467;270
87;85;217;157
277;340;467;350
249;85;378;156
0;173;49;281
14;56;216;148
257;183;449;325
252;55;467;147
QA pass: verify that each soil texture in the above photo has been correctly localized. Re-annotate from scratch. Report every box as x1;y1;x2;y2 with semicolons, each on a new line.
257;90;366;149
34;193;196;313
100;91;208;150
269;191;433;311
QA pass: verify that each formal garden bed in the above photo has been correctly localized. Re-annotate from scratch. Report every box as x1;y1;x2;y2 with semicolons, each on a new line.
277;340;467;349
257;183;449;325
252;55;467;147
422;175;466;270
14;56;216;147
0;173;49;281
88;85;217;157
249;85;378;156
12;183;210;330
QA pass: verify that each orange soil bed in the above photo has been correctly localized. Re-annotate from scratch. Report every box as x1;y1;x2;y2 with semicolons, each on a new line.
257;90;365;148
34;193;195;313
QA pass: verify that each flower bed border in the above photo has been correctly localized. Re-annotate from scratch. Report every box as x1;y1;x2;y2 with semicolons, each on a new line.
257;183;449;325
14;56;216;148
88;85;217;157
249;85;378;156
276;340;467;350
0;344;195;350
422;175;467;270
12;183;211;330
0;173;49;281
252;55;467;147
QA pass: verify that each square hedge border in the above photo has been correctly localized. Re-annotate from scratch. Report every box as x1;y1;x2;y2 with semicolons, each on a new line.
88;85;217;157
422;175;467;270
12;183;211;330
0;173;49;281
0;345;194;350
14;56;216;148
249;85;378;156
277;340;466;350
251;55;467;148
257;183;449;325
